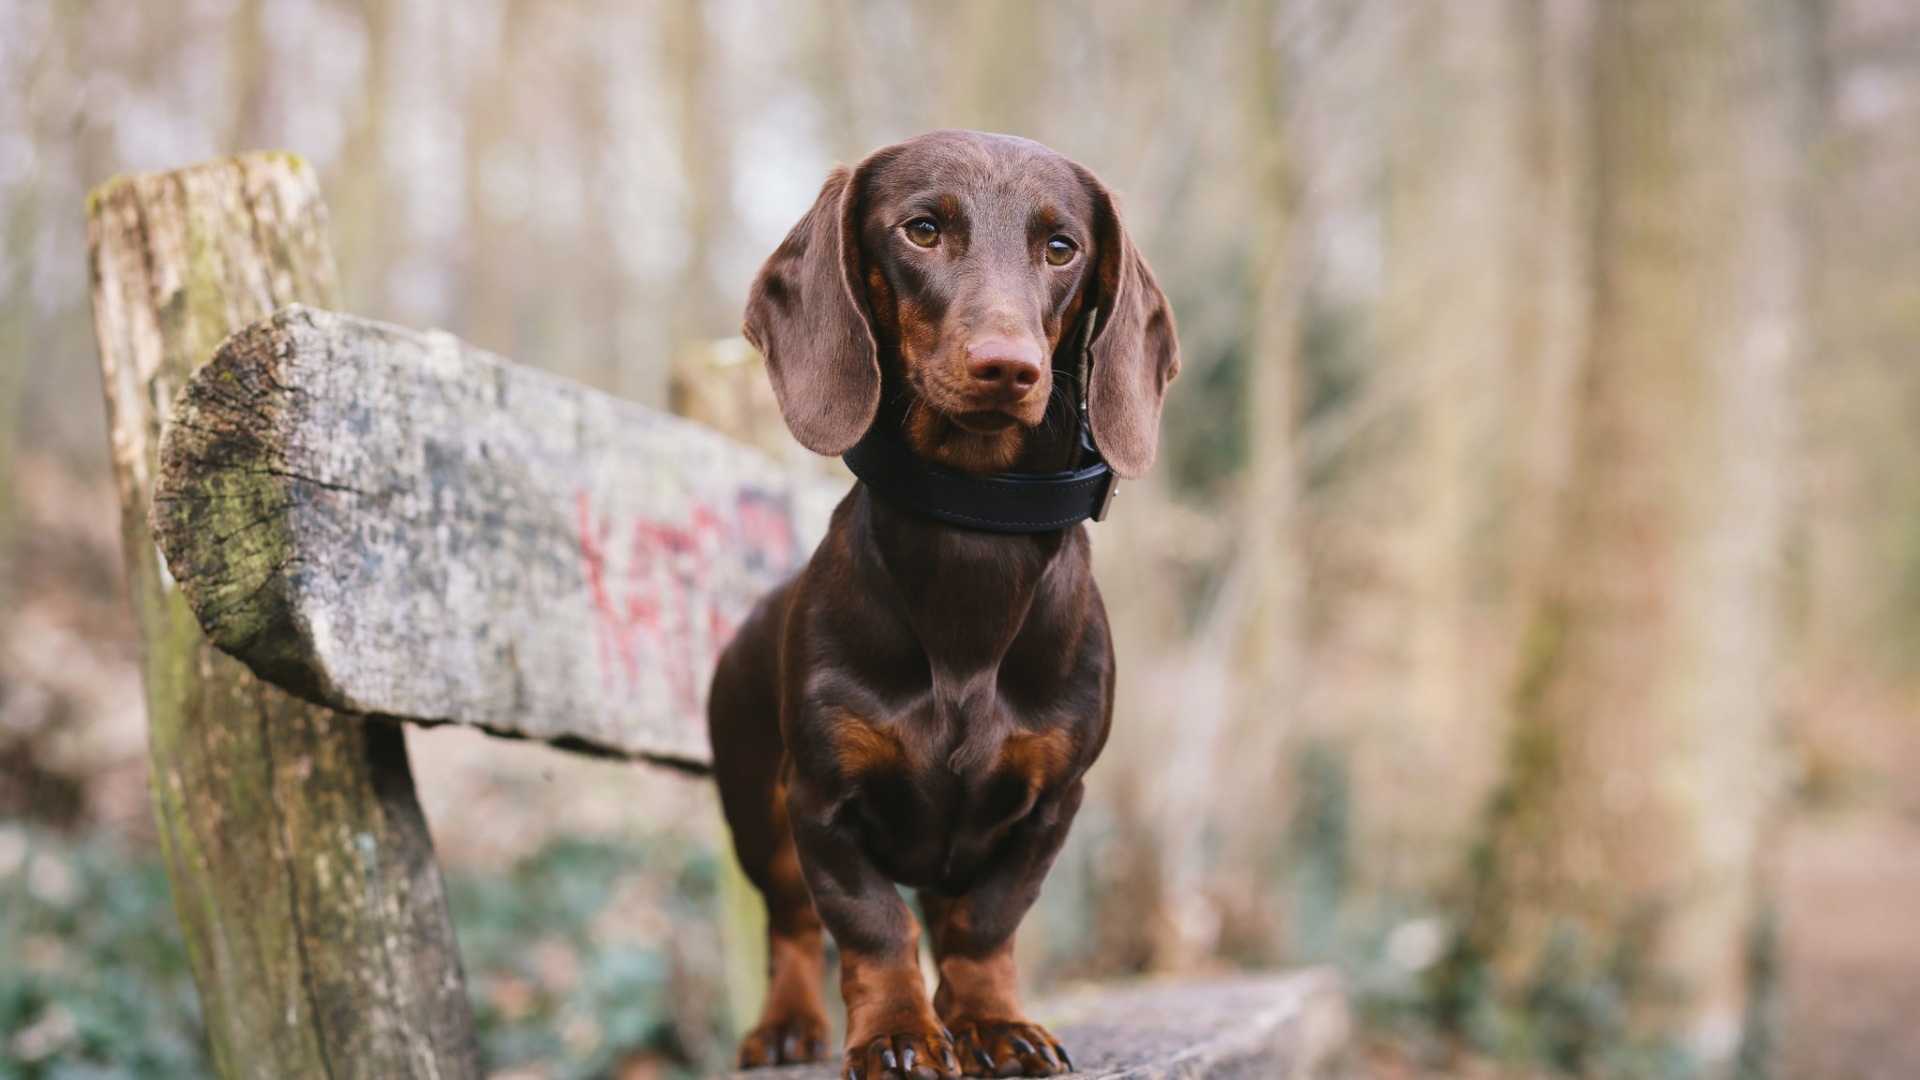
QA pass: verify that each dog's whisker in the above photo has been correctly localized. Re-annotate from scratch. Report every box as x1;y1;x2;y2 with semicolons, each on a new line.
1042;382;1078;438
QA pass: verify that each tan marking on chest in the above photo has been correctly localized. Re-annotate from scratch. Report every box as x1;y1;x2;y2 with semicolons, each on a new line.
830;710;906;779
1000;728;1076;789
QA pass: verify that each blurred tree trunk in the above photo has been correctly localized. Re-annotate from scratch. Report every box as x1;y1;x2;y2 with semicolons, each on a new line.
459;0;529;362
1452;0;1802;1064
225;0;270;149
333;0;395;326
1350;0;1532;900
1208;0;1308;964
1497;0;1593;664
1250;0;1395;965
1357;0;1594;905
0;173;31;563
561;10;620;391
662;0;729;357
1799;0;1920;685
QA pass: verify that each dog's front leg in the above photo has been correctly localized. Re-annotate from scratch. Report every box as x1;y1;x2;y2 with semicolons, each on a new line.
788;777;963;1080
921;780;1084;1078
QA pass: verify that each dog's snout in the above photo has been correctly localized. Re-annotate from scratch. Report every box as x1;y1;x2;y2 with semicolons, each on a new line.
964;336;1044;396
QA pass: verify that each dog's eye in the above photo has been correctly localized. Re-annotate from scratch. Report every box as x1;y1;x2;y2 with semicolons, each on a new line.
904;217;940;248
1045;236;1077;266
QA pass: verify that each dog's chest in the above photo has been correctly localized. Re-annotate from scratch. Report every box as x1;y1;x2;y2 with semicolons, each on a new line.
852;675;1082;893
852;720;1027;893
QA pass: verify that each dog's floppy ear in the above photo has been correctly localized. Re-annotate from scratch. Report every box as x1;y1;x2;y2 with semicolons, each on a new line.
743;164;881;456
1076;167;1180;478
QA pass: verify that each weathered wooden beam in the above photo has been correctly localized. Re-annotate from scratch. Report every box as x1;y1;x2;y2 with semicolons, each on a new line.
721;971;1354;1079
89;155;478;1077
153;305;840;768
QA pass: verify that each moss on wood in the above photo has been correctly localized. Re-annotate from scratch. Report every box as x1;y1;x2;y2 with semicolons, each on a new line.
88;153;478;1079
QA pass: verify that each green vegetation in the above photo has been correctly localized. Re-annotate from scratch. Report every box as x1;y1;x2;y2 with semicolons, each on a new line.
0;827;732;1080
0;829;203;1079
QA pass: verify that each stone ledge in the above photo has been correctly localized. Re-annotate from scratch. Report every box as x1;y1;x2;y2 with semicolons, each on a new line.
724;969;1352;1080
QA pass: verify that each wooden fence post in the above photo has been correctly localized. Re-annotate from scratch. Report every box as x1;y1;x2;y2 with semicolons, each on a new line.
87;154;479;1078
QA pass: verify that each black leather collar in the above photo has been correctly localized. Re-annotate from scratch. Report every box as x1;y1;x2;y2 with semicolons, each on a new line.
843;420;1116;534
842;309;1117;535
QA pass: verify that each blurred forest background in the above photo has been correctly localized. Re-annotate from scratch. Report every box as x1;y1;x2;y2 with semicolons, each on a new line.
4;0;1920;1077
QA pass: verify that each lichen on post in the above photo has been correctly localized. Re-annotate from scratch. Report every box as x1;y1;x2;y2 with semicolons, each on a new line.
87;153;479;1078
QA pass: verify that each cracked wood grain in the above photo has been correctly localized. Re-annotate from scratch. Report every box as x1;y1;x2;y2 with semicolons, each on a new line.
88;153;478;1080
152;304;841;768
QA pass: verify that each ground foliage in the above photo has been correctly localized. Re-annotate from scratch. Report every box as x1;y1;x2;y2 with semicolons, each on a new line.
0;827;729;1080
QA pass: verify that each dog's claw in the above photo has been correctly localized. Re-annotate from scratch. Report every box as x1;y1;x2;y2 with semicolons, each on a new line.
739;1011;832;1068
950;1019;1068;1077
849;1029;959;1079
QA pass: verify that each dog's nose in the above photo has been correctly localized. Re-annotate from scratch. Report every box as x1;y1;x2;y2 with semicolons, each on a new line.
964;337;1044;396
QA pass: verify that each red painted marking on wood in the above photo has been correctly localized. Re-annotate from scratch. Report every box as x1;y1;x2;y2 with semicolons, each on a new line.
577;492;650;690
574;486;802;713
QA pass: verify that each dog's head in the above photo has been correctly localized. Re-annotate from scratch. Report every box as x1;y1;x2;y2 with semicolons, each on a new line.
744;130;1179;476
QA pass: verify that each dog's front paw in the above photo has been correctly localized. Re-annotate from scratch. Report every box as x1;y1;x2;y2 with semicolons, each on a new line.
948;1018;1071;1077
737;1010;830;1068
843;1023;963;1079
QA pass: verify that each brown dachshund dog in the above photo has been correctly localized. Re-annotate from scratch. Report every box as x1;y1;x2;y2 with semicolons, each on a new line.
711;130;1178;1079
